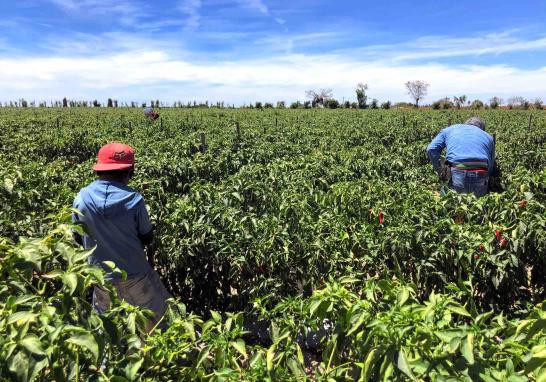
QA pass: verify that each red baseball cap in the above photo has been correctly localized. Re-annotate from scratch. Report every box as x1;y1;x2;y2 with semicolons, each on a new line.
93;142;135;171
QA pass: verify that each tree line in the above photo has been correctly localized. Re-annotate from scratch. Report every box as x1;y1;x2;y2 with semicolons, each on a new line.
1;81;543;110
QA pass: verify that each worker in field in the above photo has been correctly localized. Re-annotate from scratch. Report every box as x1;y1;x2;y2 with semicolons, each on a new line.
72;142;171;332
144;107;160;121
427;117;495;197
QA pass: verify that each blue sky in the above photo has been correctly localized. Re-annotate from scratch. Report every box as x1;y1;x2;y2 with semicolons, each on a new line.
1;0;546;105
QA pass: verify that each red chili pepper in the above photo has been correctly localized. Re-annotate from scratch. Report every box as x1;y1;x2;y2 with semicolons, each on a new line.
379;211;384;225
474;254;480;260
519;200;528;208
495;230;502;241
479;244;485;252
500;238;508;248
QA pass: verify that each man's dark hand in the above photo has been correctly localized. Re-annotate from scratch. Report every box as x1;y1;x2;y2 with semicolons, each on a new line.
138;229;154;246
73;232;83;246
439;162;451;182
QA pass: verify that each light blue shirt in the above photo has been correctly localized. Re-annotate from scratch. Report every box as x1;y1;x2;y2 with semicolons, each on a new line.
73;180;153;279
427;124;495;175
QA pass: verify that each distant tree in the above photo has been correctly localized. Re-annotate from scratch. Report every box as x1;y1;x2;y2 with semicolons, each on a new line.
107;98;113;107
507;96;527;109
436;98;454;109
276;101;286;109
381;101;391;109
290;101;302;109
355;82;368;109
470;99;484;109
343;100;351;109
489;97;503;109
533;98;543;110
264;102;273;108
303;101;311;109
114;100;118;108
305;88;333;107
324;99;340;109
93;100;101;107
369;99;378;109
405;80;429;107
453;95;467;109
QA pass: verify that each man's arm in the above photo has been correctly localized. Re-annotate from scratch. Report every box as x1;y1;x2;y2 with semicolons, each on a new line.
138;228;154;246
427;130;447;176
72;198;84;246
488;137;496;176
136;200;154;246
136;201;156;267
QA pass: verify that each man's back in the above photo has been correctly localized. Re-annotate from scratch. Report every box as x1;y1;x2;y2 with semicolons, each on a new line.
73;179;153;279
428;124;495;174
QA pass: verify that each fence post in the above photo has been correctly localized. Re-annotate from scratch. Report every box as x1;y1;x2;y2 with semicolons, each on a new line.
200;133;207;153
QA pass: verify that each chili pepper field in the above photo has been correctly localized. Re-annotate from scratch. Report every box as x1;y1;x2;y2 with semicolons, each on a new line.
1;108;545;381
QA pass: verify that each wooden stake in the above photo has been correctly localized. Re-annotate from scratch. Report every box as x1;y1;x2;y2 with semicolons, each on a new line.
200;133;206;152
402;115;406;128
236;122;241;139
129;121;132;134
160;117;163;130
448;117;452;126
275;117;278;128
528;114;533;130
56;117;59;129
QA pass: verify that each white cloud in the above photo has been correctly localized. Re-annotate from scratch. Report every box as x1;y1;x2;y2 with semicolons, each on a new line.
242;0;269;14
1;49;545;104
178;0;202;30
47;0;78;10
355;32;546;62
46;0;144;27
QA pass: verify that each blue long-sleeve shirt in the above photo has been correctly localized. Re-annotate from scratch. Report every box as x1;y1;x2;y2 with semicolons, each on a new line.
427;124;495;175
73;180;154;280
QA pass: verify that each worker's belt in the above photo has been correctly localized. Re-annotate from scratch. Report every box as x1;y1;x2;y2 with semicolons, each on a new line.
449;160;488;173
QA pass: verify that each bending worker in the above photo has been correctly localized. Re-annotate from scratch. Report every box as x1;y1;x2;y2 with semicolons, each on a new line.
427;117;495;197
73;142;171;331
